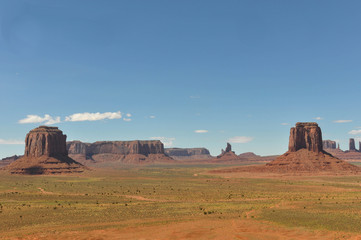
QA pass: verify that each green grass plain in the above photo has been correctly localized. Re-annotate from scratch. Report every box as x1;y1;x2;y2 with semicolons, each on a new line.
0;164;361;238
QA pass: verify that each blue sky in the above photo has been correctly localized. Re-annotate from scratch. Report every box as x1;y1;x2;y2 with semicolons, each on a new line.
1;0;361;158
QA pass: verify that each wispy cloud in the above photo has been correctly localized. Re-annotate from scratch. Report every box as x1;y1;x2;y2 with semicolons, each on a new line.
333;120;353;123
0;139;24;145
149;115;156;119
189;96;200;99
19;114;61;125
194;130;208;133
281;123;290;126
228;136;254;143
126;113;132;117
349;129;361;135
123;118;132;122
314;117;323;120
65;111;122;122
150;137;175;147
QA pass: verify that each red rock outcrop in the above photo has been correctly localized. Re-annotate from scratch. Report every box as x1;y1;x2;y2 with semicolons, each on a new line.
323;140;336;149
289;122;322;152
66;140;174;165
264;122;360;173
213;123;360;175
216;143;244;161
4;126;85;174
349;138;356;151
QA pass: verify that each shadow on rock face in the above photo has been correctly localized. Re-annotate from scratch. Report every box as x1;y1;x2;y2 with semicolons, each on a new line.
24;166;45;175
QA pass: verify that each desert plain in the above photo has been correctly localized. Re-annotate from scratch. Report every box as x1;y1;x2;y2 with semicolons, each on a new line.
1;124;361;240
1;164;361;240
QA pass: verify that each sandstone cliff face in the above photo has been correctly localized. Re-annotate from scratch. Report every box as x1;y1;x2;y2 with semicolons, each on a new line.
66;140;173;165
349;138;356;151
25;126;68;157
165;148;212;160
323;140;336;149
289;122;323;152
264;122;360;173
5;126;85;174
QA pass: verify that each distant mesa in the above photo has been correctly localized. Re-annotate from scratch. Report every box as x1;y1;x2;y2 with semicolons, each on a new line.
165;148;212;160
322;140;336;150
67;140;174;165
4;126;86;174
0;155;22;168
265;122;360;173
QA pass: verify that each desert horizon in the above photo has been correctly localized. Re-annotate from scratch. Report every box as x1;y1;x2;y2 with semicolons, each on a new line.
1;1;361;239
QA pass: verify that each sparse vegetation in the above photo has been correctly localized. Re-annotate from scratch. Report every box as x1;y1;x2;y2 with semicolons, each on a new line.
0;165;361;238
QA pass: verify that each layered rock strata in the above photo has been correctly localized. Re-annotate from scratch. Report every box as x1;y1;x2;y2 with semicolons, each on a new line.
265;122;360;173
4;126;85;174
66;140;174;165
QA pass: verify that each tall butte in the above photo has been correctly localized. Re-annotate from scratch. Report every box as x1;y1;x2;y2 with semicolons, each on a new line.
266;122;360;173
5;126;85;174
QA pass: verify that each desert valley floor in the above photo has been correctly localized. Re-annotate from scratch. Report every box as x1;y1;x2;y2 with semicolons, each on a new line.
1;163;361;240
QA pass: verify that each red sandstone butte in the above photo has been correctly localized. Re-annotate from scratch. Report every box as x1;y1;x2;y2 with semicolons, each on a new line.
4;126;85;174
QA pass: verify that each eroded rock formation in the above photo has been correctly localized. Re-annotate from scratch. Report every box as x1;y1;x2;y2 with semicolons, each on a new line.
165;148;212;160
349;138;356;151
4;126;85;174
264;122;360;173
216;143;244;161
289;122;322;152
66;140;174;165
323;140;336;149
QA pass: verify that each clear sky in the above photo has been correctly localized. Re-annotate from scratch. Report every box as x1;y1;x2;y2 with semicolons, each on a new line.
1;0;361;159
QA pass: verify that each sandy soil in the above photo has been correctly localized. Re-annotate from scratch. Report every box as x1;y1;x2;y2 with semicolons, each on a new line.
15;218;361;240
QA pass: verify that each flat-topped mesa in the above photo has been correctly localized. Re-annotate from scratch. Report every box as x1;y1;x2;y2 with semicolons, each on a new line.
66;140;173;165
25;126;67;158
69;140;165;156
289;122;322;153
349;138;356;151
323;140;337;149
164;148;212;160
263;122;361;173
4;126;85;175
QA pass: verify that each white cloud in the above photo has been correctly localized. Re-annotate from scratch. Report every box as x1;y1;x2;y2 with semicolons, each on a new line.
126;113;132;117
194;130;208;133
18;114;61;125
228;136;254;143
0;139;24;145
150;137;175;147
149;116;156;119
314;117;323;120
333;120;353;123
281;123;290;126
349;129;361;135
65;111;122;122
123;118;132;122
